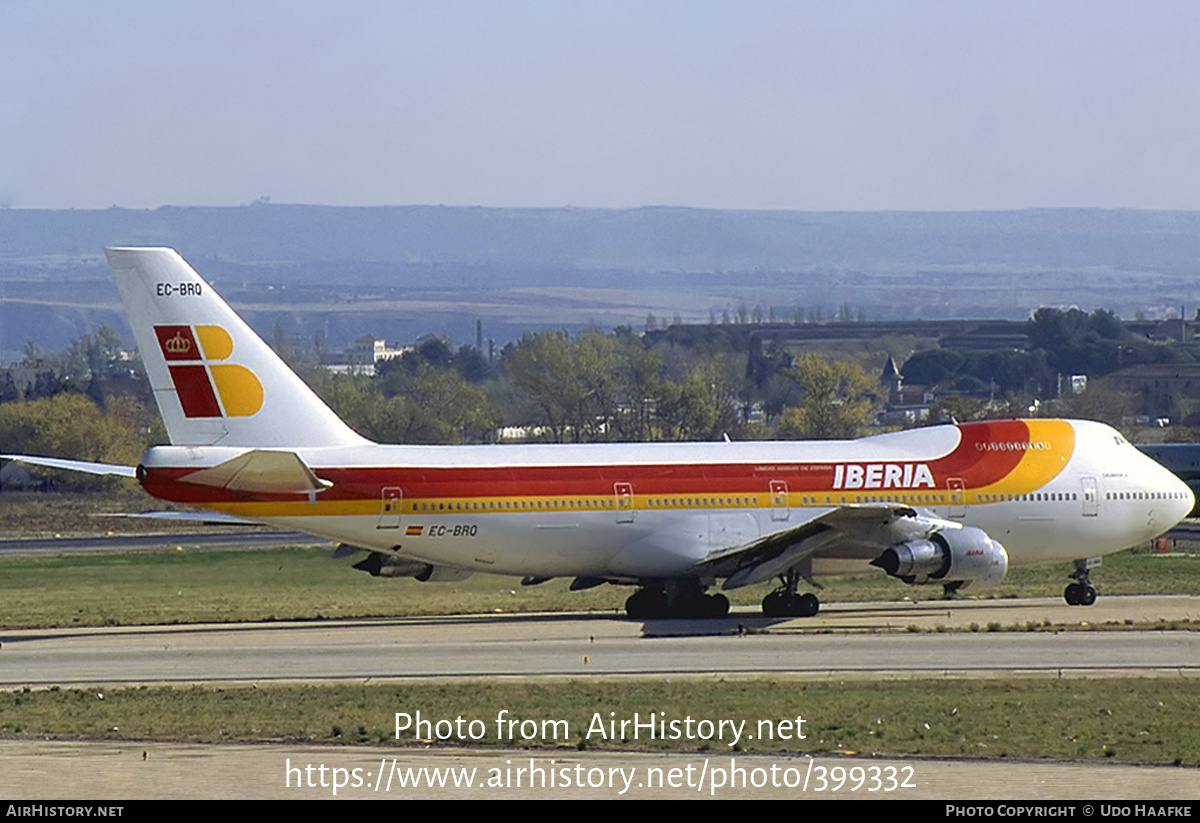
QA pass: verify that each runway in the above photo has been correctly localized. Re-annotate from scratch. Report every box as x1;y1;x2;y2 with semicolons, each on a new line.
4;595;1198;686
0;530;331;557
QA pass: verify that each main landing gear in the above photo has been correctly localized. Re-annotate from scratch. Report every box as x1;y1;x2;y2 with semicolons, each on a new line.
1064;558;1097;606
624;580;730;619
761;569;820;617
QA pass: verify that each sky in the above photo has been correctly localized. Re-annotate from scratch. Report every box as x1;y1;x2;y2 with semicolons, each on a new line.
1;0;1198;212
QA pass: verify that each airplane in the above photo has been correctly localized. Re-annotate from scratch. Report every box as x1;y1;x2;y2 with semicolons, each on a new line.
4;247;1194;619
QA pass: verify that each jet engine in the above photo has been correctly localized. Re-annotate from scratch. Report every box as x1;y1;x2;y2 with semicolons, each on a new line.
870;527;1008;588
413;565;474;583
352;552;474;582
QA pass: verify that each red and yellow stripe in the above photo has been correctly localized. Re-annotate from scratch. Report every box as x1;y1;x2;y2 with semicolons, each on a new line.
138;419;1076;519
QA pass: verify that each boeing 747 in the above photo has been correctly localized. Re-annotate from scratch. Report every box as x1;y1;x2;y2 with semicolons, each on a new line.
6;248;1192;618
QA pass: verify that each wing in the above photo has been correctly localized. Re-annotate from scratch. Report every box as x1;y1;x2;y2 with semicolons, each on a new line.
700;503;967;589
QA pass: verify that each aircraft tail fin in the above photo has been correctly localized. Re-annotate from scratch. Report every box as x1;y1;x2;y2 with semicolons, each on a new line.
105;248;368;448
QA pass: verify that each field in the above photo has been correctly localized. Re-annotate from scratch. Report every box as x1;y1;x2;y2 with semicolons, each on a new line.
3;679;1199;766
1;542;1199;629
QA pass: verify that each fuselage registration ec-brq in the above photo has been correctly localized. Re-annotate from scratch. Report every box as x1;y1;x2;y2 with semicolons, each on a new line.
8;248;1194;619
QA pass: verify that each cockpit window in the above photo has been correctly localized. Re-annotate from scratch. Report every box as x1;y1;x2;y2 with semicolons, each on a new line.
1114;435;1127;446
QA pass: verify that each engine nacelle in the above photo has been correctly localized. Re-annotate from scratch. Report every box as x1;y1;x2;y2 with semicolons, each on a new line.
352;553;473;582
413;565;474;583
871;527;1008;588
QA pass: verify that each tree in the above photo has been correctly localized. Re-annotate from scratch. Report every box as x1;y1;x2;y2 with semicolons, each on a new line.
21;340;41;366
1027;307;1132;377
1051;381;1133;431
0;393;143;487
504;331;580;442
454;345;490;383
930;394;988;424
0;372;18;404
612;340;665;441
777;355;875;439
653;358;744;441
385;367;496;444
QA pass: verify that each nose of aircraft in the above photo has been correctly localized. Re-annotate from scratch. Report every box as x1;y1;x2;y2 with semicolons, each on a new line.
1172;470;1195;522
1157;460;1195;529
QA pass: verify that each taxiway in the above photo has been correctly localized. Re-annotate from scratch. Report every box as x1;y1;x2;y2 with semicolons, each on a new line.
4;596;1198;687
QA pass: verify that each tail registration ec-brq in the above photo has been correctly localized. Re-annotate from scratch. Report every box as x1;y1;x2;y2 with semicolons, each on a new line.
106;247;365;449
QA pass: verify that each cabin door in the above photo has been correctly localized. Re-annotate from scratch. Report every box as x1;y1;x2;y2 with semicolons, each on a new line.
770;480;790;521
378;487;403;529
1080;476;1099;517
614;482;635;523
947;478;966;518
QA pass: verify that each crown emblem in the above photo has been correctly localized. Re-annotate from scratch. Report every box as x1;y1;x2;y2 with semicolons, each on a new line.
165;332;191;354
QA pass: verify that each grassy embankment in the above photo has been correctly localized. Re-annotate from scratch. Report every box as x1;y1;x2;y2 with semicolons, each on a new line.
1;542;1199;628
3;679;1199;766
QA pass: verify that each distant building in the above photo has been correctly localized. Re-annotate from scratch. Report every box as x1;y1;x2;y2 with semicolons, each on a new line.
1109;363;1200;419
877;354;932;426
321;335;410;376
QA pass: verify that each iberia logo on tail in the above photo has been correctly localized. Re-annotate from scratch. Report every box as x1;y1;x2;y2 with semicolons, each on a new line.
154;324;264;418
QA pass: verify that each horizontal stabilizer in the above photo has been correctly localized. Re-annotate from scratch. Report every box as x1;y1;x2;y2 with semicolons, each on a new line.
2;454;137;478
93;510;262;526
177;449;332;495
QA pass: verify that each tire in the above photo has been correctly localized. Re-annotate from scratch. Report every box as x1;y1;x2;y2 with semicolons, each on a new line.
1064;583;1082;606
798;592;820;617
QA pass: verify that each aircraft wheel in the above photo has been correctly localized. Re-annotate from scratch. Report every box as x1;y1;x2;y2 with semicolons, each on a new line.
672;592;729;618
706;593;730;618
1067;559;1096;607
1064;583;1082;606
626;588;667;619
762;590;819;617
762;590;789;617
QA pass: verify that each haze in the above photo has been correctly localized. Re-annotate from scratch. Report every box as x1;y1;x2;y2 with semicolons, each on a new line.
2;1;1198;212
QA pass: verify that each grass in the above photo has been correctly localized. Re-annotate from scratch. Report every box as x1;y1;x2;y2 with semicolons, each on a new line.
0;543;1198;629
3;678;1198;766
0;487;239;538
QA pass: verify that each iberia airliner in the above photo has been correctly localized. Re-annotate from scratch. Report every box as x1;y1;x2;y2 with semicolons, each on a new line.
5;249;1193;619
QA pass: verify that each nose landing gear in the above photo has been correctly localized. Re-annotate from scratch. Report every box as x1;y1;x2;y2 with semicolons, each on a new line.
1064;558;1098;606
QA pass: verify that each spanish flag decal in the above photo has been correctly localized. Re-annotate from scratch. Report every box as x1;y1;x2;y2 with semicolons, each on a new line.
154;324;264;418
405;525;424;536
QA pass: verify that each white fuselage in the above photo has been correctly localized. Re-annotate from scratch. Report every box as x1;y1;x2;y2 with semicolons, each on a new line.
138;418;1193;581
